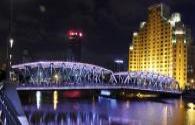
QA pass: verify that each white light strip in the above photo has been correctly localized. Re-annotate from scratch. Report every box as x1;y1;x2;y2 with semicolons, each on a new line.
12;61;112;73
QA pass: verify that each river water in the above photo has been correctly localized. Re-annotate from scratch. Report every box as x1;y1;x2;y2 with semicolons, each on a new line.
19;90;195;125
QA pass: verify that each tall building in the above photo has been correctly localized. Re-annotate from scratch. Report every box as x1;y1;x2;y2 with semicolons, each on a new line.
128;3;191;89
65;30;83;62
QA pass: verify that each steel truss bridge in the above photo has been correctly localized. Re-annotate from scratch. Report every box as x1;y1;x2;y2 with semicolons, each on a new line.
12;61;181;94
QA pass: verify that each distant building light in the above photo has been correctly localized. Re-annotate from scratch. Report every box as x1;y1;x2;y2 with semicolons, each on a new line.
133;32;138;36
174;30;185;35
172;13;181;22
67;30;83;39
190;79;194;83
184;39;187;44
129;46;134;50
140;21;146;28
172;39;176;43
169;13;181;27
114;59;124;64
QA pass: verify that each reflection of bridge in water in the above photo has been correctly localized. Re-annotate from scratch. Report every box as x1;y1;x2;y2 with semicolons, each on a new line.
23;94;142;125
12;61;181;94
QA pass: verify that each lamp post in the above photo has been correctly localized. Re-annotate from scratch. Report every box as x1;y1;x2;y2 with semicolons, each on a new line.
6;0;14;81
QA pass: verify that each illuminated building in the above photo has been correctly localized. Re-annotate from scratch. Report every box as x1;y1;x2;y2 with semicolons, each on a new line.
188;45;195;88
128;3;191;89
65;30;83;62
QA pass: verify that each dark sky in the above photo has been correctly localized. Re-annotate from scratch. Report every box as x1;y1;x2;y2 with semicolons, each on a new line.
0;0;195;69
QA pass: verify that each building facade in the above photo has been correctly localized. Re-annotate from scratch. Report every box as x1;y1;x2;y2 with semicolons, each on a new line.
65;30;83;62
128;4;191;89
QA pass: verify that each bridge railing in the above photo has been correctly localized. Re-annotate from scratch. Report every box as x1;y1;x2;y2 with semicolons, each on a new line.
15;81;181;93
0;84;21;125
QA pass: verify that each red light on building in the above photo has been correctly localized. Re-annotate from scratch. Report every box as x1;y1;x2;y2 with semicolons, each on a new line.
67;30;83;40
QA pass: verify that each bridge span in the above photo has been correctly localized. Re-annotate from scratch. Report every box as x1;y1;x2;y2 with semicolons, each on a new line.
12;61;181;95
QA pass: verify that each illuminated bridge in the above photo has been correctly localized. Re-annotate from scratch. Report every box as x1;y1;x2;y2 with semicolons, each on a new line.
12;61;181;94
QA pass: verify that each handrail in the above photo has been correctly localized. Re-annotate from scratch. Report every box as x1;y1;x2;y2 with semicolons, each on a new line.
0;85;21;125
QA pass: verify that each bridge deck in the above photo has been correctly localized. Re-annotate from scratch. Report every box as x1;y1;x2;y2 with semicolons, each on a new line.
16;85;182;95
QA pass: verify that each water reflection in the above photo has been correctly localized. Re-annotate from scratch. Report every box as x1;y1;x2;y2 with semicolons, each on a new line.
186;102;195;125
36;91;41;109
21;91;195;125
53;91;58;110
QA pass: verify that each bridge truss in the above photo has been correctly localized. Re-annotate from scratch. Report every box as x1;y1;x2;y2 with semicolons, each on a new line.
113;71;180;92
12;61;180;93
12;61;113;86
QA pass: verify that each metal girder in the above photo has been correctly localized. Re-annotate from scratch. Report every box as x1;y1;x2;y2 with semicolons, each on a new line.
12;62;180;92
114;71;180;91
12;61;113;86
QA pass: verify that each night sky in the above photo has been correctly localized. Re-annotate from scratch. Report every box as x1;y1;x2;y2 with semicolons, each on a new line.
0;0;195;69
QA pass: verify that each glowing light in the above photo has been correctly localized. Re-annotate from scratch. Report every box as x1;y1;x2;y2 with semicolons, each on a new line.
129;46;133;50
190;79;194;84
174;30;185;35
9;38;14;48
184;39;187;44
187;103;195;109
169;13;181;27
133;32;138;36
114;59;124;64
136;93;158;98
101;90;110;96
140;21;146;28
36;91;41;109
187;103;195;125
12;61;112;74
79;32;83;37
9;54;12;60
53;91;58;110
67;30;83;39
54;74;58;79
40;5;46;13
172;39;176;43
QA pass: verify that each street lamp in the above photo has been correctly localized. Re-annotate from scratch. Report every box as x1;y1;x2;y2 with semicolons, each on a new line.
6;0;14;81
9;38;14;48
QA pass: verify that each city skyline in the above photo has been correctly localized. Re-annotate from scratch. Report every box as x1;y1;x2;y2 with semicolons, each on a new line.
0;1;195;125
0;0;195;68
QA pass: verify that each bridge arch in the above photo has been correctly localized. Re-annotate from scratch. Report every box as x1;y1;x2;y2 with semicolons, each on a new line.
113;71;180;91
12;61;113;86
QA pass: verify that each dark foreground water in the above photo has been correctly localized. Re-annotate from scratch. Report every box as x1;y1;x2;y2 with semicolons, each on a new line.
19;91;195;125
